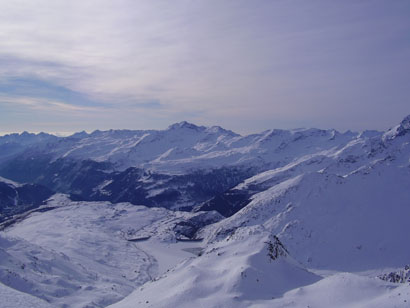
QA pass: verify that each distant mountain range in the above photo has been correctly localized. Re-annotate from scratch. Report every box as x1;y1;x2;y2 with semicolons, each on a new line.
1;116;410;307
1;116;409;215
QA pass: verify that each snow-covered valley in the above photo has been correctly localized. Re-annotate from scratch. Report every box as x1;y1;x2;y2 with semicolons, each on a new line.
0;195;210;307
1;116;410;307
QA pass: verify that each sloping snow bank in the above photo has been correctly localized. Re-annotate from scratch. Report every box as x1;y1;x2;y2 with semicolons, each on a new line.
109;230;410;308
109;233;321;308
0;199;208;308
0;281;52;308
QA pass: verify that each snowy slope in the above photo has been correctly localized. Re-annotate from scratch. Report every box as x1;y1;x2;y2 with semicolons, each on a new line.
109;233;319;308
0;196;219;308
0;118;393;215
199;124;410;270
1;116;410;307
109;230;410;308
202;166;410;271
0;282;52;308
110;163;410;307
0;132;57;165
264;273;410;308
0;121;362;175
0;121;367;211
110;116;410;307
197;115;410;216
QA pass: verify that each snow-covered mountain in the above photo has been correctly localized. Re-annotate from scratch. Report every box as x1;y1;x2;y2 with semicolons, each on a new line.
0;121;363;174
1;116;410;307
0;195;222;308
109;114;410;306
0;120;376;210
0;132;57;165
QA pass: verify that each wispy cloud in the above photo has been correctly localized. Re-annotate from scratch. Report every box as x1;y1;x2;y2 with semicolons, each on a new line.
0;95;101;113
0;1;409;133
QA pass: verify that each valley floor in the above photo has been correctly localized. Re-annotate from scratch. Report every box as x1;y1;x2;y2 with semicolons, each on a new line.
0;197;409;308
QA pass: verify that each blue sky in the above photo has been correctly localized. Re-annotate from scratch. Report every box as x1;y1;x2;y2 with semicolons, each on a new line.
0;0;409;135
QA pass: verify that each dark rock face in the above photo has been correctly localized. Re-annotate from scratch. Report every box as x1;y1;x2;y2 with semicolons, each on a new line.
396;115;410;137
0;182;16;206
0;181;54;222
173;211;224;239
73;165;255;210
194;176;276;217
0;154;255;211
14;184;54;205
266;235;289;261
0;156;113;193
378;265;410;283
195;190;253;217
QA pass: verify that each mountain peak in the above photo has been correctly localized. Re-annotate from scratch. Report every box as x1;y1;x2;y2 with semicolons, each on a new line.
397;114;410;136
206;125;239;136
383;114;410;140
167;121;205;131
69;130;89;139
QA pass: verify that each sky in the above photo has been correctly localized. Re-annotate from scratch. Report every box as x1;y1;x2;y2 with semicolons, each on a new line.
0;0;409;135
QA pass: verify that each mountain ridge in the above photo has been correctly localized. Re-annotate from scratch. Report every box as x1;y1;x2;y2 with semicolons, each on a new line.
0;116;410;307
0;116;409;213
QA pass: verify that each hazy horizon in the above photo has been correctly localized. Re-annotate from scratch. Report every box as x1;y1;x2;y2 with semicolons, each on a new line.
1;114;408;138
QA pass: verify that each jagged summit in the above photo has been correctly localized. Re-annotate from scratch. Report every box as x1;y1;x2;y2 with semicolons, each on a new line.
167;121;206;131
68;130;89;139
205;125;239;136
397;114;410;136
383;114;410;140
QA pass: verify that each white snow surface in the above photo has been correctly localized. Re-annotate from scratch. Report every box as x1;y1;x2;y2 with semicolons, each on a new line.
197;132;410;271
2;117;410;307
110;118;410;308
0;281;52;308
26;121;367;174
109;232;410;308
0;199;205;308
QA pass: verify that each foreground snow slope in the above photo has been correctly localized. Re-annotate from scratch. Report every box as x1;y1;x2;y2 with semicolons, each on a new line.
110;231;410;308
0;281;52;308
109;233;320;308
262;273;410;308
0;196;211;308
110;117;410;307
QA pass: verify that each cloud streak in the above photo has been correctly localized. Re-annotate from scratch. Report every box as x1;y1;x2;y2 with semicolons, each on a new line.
0;95;102;113
0;0;409;133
